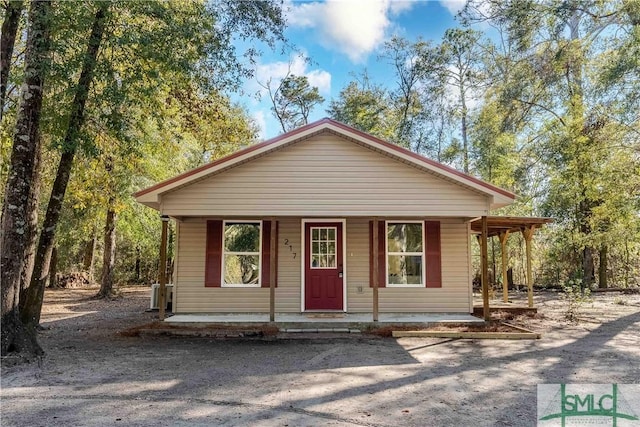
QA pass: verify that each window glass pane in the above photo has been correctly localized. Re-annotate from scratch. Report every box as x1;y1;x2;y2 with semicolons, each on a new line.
320;256;327;267
388;255;422;285
312;255;320;267
327;255;335;267
328;228;335;240
224;255;259;285
387;223;422;253
312;242;319;255
224;223;260;252
328;242;335;255
320;242;327;254
312;229;319;240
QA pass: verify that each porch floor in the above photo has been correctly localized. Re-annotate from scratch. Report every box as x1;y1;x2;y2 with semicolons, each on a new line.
164;312;483;327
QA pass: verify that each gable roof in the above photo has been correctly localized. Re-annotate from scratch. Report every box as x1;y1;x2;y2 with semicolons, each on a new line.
135;118;516;210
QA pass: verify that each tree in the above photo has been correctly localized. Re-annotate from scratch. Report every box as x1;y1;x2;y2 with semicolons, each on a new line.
327;72;396;141
20;0;286;326
22;1;109;326
436;28;485;174
262;71;324;133
462;0;640;287
379;37;436;149
1;0;52;358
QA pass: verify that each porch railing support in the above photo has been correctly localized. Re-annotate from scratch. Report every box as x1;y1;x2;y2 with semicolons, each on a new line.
270;218;276;322
158;215;170;320
373;217;379;322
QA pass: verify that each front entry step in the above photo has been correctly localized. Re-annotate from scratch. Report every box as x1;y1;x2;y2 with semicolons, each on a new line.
281;327;361;333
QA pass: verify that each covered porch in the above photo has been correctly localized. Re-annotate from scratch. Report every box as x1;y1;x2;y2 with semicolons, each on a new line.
165;313;484;333
470;216;553;320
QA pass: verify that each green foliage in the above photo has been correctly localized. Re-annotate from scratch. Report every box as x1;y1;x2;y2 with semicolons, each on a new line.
1;0;285;290
266;73;324;132
327;74;396;140
561;281;592;322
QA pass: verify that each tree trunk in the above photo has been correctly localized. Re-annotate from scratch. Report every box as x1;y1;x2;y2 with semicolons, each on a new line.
0;0;52;358
598;246;608;289
48;246;58;288
134;246;141;282
82;235;96;281
582;246;595;288
461;97;469;174
0;0;24;120
507;267;514;290
18;145;41;310
97;206;117;298
21;3;108;327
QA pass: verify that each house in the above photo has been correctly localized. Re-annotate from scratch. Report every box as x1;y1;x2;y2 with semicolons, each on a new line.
135;118;519;320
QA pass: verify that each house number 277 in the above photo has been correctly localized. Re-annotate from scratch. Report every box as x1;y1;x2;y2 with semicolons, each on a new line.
283;239;296;259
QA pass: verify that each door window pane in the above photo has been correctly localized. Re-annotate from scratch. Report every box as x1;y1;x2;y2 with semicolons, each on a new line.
310;226;337;269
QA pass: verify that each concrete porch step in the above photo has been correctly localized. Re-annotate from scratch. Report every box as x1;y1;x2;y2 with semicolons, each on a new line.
281;328;361;333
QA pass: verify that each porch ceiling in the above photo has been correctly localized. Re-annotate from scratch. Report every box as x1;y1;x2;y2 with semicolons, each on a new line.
470;216;553;237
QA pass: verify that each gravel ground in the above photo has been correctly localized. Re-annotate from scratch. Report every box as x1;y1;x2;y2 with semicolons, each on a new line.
1;286;639;427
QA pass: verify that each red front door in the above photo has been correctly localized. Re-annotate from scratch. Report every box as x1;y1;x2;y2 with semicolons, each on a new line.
305;222;343;310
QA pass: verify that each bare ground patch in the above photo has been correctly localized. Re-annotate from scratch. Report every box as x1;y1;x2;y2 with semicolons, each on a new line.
1;286;639;427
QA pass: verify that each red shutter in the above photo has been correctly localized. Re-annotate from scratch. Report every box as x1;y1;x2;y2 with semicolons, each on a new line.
369;221;386;288
261;221;278;288
205;220;223;287
425;221;442;288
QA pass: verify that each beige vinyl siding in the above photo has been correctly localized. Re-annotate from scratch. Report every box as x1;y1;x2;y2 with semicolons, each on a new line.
174;218;301;313
346;218;471;313
175;216;471;314
161;133;489;217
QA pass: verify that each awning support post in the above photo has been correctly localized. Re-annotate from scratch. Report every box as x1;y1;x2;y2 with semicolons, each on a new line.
522;226;535;308
158;215;170;320
270;219;276;322
481;216;490;321
373;217;379;322
499;231;510;303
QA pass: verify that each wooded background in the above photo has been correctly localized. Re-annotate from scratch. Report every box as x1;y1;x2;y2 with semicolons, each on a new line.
1;0;639;358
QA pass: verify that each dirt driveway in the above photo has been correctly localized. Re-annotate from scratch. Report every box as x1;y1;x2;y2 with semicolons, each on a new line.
1;287;639;426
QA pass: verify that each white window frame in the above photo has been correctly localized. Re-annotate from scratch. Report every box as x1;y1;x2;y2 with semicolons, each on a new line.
221;220;262;288
385;220;425;287
309;226;338;270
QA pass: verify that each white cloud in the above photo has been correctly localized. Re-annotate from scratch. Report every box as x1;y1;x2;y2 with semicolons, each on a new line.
306;69;332;95
254;54;332;98
251;110;267;139
285;0;415;63
439;0;467;16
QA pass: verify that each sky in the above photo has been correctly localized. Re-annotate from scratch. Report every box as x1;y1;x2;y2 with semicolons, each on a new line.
234;0;468;139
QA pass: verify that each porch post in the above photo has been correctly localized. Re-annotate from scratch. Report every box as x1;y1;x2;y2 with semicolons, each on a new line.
269;219;276;322
481;216;490;321
522;226;535;308
499;231;510;303
373;217;379;322
158;215;169;320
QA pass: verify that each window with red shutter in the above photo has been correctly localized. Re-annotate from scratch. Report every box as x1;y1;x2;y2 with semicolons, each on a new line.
205;220;277;288
370;220;442;288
